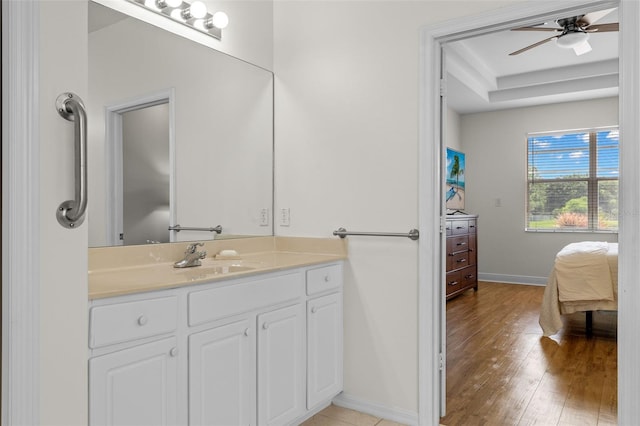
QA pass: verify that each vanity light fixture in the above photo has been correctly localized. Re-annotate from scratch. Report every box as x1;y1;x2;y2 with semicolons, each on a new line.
129;0;228;40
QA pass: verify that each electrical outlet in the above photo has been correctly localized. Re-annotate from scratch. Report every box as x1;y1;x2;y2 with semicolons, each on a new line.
280;208;290;227
259;208;269;226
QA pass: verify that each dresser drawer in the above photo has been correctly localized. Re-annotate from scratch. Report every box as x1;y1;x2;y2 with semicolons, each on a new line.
445;271;462;296
450;220;468;235
468;219;477;234
90;296;178;348
306;264;342;296
447;235;468;256
188;272;302;327
460;266;477;287
448;251;470;271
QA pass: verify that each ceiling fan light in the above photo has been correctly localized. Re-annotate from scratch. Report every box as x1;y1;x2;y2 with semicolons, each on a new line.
573;40;593;56
556;31;590;49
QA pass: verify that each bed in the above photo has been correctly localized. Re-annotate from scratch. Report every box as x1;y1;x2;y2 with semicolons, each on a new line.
539;241;618;336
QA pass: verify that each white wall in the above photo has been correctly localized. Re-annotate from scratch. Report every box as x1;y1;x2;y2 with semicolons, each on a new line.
447;107;462;151
273;0;514;417
460;97;619;283
39;2;89;424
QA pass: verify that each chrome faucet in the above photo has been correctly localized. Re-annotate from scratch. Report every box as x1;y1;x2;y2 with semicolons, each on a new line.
174;242;207;268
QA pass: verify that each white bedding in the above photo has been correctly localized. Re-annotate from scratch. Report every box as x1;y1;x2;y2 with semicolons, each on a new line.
539;242;618;336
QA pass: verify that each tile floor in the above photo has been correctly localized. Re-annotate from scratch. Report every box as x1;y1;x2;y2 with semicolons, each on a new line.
301;404;407;426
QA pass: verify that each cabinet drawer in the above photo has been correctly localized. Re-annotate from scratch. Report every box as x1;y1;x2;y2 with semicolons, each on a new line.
90;296;178;349
188;272;302;327
451;221;468;235
460;266;477;287
445;271;462;295
448;251;469;271
306;264;342;296
446;235;468;256
468;219;477;234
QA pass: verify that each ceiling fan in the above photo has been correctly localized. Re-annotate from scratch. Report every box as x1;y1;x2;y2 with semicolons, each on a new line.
509;8;618;56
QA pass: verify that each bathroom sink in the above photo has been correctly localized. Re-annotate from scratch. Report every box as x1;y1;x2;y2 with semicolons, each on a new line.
176;264;256;280
199;265;255;274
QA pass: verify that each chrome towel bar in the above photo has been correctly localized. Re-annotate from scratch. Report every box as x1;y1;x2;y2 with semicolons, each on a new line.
169;224;223;234
56;92;88;229
333;227;419;241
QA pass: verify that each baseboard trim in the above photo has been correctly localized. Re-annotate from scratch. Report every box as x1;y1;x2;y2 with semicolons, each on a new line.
332;392;419;426
478;273;547;286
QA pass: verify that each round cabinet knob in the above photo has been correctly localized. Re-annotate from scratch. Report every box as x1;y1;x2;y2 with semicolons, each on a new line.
324;275;331;282
169;347;178;357
137;315;148;326
262;322;269;330
244;328;251;337
311;307;317;314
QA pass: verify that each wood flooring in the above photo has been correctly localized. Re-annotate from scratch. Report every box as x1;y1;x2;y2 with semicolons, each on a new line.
440;282;617;426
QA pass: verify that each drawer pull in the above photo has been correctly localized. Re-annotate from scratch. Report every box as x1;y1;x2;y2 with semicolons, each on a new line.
262;322;269;330
137;315;148;326
324;275;331;282
244;328;251;337
448;281;459;286
456;226;464;229
465;274;475;279
169;347;178;357
311;307;317;314
449;250;468;256
456;258;467;263
456;242;467;246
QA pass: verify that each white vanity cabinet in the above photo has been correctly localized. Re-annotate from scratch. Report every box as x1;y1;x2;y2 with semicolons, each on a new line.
88;262;343;426
257;303;305;425
88;296;180;426
305;265;344;410
189;319;255;426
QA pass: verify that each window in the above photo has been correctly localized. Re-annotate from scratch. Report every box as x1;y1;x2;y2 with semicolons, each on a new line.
526;127;619;232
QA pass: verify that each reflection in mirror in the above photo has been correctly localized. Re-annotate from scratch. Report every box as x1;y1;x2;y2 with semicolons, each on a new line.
88;2;274;247
122;103;170;245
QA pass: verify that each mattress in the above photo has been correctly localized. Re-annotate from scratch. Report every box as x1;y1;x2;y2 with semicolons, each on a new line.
539;242;618;336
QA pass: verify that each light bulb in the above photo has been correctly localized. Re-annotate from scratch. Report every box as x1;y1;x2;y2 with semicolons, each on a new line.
182;1;207;19
211;11;229;29
146;0;161;10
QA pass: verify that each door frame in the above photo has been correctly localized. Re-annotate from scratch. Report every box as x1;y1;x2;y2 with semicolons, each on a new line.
104;89;176;245
418;0;638;424
2;0;40;424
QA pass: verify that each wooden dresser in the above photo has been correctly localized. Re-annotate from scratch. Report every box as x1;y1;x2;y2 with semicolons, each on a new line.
445;215;478;300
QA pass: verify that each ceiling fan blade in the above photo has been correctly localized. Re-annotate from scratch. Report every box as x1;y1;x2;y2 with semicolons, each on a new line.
580;8;616;26
511;26;561;32
585;22;619;33
509;36;558;56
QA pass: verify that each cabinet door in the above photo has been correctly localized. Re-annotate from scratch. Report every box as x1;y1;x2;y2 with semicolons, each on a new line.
89;337;178;426
257;304;305;426
307;292;343;409
189;319;255;426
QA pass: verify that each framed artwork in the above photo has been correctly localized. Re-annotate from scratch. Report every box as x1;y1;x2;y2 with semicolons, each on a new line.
446;148;465;211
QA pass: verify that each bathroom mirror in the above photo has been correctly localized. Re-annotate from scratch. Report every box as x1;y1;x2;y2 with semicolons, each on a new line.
88;1;273;247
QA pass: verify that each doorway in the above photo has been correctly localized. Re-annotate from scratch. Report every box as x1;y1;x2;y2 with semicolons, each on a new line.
418;1;640;425
103;90;176;246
